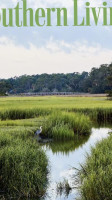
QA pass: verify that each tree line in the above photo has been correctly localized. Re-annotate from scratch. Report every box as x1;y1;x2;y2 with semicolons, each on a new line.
0;63;112;95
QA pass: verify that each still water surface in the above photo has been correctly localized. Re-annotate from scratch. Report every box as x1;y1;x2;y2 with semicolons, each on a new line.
42;127;111;200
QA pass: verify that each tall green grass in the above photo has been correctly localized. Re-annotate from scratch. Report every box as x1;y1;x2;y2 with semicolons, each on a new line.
0;97;112;122
0;117;45;127
0;96;112;198
70;108;112;123
77;134;112;200
0;127;48;199
42;112;91;140
0;108;51;120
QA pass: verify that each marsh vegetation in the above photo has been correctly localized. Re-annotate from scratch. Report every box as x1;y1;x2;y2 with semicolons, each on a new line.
42;112;91;140
0;96;112;199
0;126;48;199
78;133;112;200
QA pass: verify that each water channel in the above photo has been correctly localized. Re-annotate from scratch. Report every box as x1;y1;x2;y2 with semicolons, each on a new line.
41;126;111;200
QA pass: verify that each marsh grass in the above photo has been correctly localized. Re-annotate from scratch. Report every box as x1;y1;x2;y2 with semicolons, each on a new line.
0;127;37;145
70;108;112;123
0;140;48;199
0;96;112;198
57;179;72;197
0;97;112;123
77;134;112;200
0;117;45;127
0;108;51;120
42;112;91;140
0;126;48;199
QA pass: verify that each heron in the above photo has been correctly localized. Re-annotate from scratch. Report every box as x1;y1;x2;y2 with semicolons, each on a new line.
35;126;42;136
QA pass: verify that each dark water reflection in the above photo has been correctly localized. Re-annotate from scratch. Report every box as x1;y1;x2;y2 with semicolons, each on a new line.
93;121;112;129
41;127;111;200
43;135;89;156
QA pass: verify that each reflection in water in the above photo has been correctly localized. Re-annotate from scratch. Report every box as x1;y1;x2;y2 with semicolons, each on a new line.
43;135;90;156
41;127;111;200
93;121;112;129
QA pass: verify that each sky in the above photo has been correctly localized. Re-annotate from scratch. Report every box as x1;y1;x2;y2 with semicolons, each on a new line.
0;0;112;78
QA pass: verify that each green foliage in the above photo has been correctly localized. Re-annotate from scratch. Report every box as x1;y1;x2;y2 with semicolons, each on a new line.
0;117;42;127
0;108;51;120
0;127;48;199
108;91;112;97
0;96;112;122
0;96;112;198
0;96;111;198
0;63;112;94
42;112;91;140
0;80;11;94
107;64;112;98
78;134;112;200
0;141;48;198
72;108;112;123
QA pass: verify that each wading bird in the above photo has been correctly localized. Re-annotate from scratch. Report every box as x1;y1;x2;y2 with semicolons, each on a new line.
35;126;42;136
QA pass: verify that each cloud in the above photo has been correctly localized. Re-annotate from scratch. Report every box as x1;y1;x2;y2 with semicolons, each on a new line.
0;36;112;79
